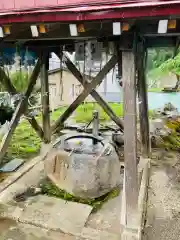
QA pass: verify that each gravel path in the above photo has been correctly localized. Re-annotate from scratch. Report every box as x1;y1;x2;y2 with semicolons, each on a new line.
143;151;180;240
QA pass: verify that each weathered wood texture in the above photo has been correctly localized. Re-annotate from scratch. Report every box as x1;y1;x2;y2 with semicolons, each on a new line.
52;55;118;132
28;117;44;140
117;45;122;80
0;67;44;140
136;41;150;158
0;60;41;163
0;67;17;94
59;52;124;132
40;52;51;143
63;53;123;127
123;51;138;228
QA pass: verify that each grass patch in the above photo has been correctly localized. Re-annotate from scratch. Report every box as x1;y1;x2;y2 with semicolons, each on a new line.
1;107;67;165
40;178;120;212
148;88;163;93
2;120;41;165
74;103;123;123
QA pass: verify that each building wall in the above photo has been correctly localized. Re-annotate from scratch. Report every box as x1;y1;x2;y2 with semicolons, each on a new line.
148;72;177;88
47;70;95;110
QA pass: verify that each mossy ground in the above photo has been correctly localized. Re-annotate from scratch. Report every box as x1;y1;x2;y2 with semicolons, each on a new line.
161;120;180;151
40;178;120;212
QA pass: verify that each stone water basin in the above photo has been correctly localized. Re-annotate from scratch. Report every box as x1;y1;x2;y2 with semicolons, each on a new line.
45;133;121;199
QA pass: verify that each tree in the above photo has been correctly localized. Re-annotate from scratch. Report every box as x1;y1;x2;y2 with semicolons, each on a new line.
158;52;180;90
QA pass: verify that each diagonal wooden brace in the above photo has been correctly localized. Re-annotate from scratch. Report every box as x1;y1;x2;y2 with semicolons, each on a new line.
52;55;118;132
0;60;42;162
61;52;124;131
0;67;44;140
0;68;17;94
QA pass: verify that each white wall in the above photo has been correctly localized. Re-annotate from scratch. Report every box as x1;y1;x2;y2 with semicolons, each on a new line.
49;52;121;94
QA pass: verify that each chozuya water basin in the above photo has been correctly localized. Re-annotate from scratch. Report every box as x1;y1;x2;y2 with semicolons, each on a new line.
45;133;121;199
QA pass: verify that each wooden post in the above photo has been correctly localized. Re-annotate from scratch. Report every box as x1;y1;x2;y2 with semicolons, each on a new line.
40;52;51;143
0;60;41;163
52;55;117;132
123;51;138;228
136;41;150;158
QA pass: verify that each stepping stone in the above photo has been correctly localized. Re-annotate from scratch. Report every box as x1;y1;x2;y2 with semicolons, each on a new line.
0;159;25;173
19;195;93;235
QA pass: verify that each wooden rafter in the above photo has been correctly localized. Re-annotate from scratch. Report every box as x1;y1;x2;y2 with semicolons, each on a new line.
51;54;118;132
55;52;124;132
0;59;42;162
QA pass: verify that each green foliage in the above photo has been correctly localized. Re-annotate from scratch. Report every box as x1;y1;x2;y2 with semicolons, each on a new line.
147;48;174;72
74;103;123;123
40;178;120;212
159;53;180;76
10;71;29;92
2;120;41;165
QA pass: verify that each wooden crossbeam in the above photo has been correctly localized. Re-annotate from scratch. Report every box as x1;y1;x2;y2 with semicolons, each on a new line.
0;67;44;140
51;54;118;132
0;60;42;162
40;52;51;143
56;52;124;132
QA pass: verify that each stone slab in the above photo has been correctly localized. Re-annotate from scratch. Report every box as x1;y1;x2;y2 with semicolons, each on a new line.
0;158;25;172
80;227;121;240
0;161;45;203
19;195;93;235
0;220;78;240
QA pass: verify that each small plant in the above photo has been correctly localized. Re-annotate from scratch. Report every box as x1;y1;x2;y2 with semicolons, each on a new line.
40;178;120;212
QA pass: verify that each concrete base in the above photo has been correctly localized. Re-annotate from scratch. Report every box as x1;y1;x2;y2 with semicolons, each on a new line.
0;150;123;240
120;158;150;240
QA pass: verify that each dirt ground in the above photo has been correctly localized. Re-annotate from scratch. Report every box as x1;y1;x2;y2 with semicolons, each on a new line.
143;150;180;240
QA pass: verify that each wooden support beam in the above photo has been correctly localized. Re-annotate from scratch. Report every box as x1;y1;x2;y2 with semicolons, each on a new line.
116;44;122;80
0;67;17;94
40;52;51;143
136;40;150;158
27;117;44;140
123;51;138;228
0;60;41;163
64;57;124;130
54;52;123;131
52;55;118;132
0;64;44;141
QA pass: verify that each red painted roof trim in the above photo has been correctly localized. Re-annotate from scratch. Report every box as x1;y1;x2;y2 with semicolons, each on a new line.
0;3;180;24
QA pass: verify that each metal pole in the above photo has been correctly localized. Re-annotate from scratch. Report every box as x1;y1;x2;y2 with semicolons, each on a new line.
92;110;99;144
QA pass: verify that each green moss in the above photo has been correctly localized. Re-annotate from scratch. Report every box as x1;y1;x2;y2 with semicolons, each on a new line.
40;178;120;212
